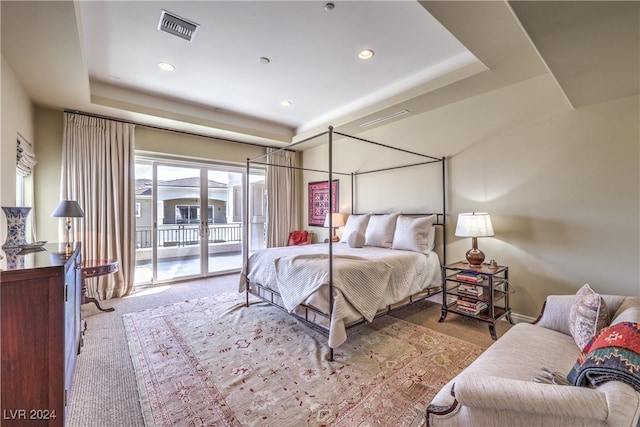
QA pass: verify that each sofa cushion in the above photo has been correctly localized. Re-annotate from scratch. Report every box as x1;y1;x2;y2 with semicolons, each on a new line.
430;323;581;410
569;284;609;350
611;296;640;324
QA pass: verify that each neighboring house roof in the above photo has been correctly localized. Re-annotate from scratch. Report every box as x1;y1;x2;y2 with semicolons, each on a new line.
135;178;226;196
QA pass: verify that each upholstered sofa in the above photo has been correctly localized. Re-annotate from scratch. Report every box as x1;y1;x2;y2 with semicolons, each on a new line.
427;290;640;427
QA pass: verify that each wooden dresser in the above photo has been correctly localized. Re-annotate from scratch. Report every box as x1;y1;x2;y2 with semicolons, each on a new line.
1;243;82;426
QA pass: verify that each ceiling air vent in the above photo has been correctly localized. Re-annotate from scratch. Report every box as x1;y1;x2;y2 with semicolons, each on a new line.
360;110;410;128
158;10;199;42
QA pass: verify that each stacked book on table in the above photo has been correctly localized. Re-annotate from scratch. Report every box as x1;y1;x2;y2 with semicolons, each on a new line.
455;272;487;315
455;271;485;284
456;296;488;315
458;283;483;296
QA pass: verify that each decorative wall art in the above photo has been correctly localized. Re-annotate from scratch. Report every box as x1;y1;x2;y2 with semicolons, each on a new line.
308;180;338;226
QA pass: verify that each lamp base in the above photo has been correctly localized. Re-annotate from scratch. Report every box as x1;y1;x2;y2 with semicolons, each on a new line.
465;248;486;267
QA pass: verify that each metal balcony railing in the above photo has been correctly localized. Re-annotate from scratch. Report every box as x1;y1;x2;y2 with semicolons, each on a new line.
135;223;242;249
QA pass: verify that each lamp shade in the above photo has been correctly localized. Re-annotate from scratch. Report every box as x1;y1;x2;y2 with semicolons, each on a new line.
51;200;84;218
455;212;494;237
324;212;345;228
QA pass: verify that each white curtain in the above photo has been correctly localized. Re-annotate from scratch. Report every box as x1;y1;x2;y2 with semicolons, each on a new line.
61;112;136;298
265;148;298;247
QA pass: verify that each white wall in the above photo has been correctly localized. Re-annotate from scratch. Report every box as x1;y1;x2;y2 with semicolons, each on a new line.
1;56;34;244
302;74;639;317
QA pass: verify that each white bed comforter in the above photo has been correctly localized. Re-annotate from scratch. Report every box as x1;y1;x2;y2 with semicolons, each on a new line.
274;254;393;322
239;243;442;348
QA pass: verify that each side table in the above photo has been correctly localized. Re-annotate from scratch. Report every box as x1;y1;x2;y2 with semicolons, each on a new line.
80;259;118;312
440;261;512;340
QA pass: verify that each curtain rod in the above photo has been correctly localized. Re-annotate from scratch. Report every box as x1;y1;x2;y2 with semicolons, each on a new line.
63;109;293;151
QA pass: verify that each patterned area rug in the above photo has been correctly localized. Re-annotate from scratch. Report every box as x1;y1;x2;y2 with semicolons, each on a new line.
123;293;482;426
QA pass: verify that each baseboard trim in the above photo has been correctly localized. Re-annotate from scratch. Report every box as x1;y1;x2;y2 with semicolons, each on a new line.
509;312;536;324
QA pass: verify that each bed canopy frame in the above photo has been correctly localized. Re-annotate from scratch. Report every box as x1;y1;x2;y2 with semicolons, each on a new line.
243;126;446;361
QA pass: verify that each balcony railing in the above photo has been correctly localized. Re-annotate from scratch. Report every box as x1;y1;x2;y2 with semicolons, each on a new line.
136;223;242;249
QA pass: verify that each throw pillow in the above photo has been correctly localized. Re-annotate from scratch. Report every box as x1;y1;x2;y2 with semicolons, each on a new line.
569;284;610;350
365;211;401;248
347;231;365;248
340;214;371;243
288;230;308;246
392;215;436;254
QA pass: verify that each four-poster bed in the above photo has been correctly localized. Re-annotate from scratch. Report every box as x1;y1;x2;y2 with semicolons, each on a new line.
240;127;446;360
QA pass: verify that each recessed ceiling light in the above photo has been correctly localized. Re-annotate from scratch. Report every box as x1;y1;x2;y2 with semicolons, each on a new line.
358;49;375;60
259;57;270;65
280;100;292;107
158;62;175;71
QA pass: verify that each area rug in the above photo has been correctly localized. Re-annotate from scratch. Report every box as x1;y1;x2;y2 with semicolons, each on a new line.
123;293;483;427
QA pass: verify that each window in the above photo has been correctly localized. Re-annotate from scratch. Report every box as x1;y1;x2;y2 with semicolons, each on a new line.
175;204;200;224
16;175;25;206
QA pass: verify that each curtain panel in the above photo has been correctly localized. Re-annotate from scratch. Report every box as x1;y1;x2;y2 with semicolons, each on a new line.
265;148;298;247
61;112;136;299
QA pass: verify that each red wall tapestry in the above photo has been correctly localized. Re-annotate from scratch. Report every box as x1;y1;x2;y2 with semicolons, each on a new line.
308;180;339;226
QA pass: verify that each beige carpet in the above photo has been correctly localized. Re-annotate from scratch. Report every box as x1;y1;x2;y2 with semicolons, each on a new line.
123;292;484;427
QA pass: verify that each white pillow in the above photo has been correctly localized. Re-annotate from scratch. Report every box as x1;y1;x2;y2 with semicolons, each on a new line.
426;224;436;251
365;212;401;248
392;215;436;254
347;231;366;248
340;214;371;243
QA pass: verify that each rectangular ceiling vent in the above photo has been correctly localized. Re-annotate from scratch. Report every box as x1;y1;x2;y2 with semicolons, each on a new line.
360;110;410;128
158;10;199;42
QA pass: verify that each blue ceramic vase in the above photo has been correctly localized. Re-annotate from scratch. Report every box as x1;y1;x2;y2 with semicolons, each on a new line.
2;206;31;249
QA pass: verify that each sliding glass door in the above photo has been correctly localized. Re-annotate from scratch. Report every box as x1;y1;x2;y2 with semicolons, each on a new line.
205;169;244;274
134;159;262;285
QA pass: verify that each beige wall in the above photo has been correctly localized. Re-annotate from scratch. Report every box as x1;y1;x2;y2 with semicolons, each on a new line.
302;74;639;318
1;56;34;243
33;108;64;243
135;126;265;164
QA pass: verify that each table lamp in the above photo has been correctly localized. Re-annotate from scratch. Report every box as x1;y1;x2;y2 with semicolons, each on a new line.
455;212;494;267
51;200;84;253
324;212;345;242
